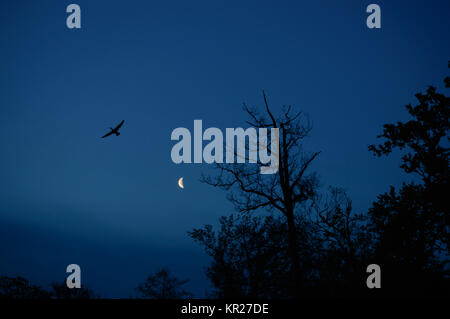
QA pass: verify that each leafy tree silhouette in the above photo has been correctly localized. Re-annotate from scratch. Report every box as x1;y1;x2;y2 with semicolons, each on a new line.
0;276;51;299
0;276;98;299
190;187;372;298
50;281;97;299
136;268;192;299
368;66;449;297
189;212;292;298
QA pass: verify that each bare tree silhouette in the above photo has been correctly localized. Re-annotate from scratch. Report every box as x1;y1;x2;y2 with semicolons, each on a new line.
310;187;372;293
136;268;192;299
201;91;320;297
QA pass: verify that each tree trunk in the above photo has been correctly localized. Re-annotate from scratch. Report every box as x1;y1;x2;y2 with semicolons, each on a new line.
286;208;301;298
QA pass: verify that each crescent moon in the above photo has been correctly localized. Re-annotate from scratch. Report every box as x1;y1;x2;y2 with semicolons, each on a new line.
178;177;184;189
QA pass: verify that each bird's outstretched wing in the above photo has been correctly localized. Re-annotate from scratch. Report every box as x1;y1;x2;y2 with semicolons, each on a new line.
114;120;125;130
102;131;114;138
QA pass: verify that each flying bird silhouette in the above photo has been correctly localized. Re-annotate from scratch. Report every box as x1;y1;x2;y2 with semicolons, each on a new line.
102;120;124;138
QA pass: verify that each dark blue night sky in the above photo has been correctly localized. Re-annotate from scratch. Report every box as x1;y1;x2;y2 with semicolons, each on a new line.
0;0;449;297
